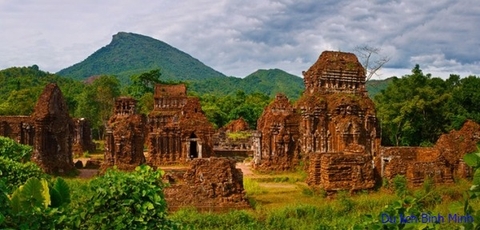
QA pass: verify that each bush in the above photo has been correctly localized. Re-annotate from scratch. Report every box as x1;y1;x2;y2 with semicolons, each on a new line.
70;165;178;229
0;136;33;162
392;175;408;198
0;157;46;192
1;177;71;229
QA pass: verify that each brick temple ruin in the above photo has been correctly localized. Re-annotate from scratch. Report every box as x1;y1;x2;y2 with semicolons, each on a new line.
254;51;477;192
103;97;146;171
164;157;250;211
146;84;215;165
213;117;255;160
253;51;379;191
0;83;95;174
380;120;479;187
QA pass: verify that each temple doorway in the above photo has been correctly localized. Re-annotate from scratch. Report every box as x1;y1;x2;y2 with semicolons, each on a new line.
189;133;198;158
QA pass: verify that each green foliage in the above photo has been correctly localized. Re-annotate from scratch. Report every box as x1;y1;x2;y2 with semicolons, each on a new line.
2;177;71;229
462;151;480;229
70;165;177;229
0;157;46;192
9;177;51;214
227;131;252;140
375;66;480;146
200;91;271;129
0;65;84;116
49;177;71;208
243;178;268;196
74;75;121;139
0;136;33;162
337;190;355;213
392;175;408;198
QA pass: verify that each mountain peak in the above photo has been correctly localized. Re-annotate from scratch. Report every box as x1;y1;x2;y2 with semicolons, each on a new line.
57;32;226;82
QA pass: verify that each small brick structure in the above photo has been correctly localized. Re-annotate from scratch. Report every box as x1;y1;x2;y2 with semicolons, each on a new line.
103;97;146;171
164;157;250;211
72;118;96;157
221;117;250;132
254;94;301;171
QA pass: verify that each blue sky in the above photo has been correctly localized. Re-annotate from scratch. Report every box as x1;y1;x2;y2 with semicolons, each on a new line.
1;0;479;79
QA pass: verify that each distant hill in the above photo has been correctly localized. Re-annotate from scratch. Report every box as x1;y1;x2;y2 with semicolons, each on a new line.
57;32;226;82
366;77;395;98
188;69;305;100
55;31;392;99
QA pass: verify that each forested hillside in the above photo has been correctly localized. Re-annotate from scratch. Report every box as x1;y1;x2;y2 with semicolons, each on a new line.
57;32;226;82
188;69;304;100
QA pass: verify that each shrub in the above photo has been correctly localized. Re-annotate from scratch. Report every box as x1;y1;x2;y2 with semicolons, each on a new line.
0;136;32;162
392;174;408;198
1;177;71;229
70;165;178;229
0;157;46;192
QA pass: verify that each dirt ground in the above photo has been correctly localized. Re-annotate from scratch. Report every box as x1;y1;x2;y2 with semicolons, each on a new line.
78;169;99;179
236;162;254;176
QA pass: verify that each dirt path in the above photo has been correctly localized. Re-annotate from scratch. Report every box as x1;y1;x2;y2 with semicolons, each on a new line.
78;169;99;179
236;162;253;176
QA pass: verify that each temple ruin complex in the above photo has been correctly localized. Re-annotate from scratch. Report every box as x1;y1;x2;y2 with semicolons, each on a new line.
254;50;477;192
0;83;95;174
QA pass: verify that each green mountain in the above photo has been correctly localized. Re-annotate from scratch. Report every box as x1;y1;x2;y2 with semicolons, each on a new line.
56;31;391;99
57;32;226;82
366;77;395;98
188;69;305;100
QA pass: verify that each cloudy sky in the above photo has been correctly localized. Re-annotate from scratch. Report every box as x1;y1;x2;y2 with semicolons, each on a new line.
1;0;479;79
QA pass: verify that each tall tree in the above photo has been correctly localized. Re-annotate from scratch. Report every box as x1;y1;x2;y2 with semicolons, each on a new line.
75;75;120;139
375;65;450;146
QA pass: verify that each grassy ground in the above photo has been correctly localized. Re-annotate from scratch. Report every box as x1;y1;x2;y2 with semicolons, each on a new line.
170;168;479;229
66;156;479;229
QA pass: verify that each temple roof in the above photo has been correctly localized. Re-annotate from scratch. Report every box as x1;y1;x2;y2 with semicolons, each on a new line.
303;51;365;78
154;84;187;98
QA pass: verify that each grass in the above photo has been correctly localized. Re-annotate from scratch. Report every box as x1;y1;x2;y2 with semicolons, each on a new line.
227;131;252;141
64;162;480;229
170;168;480;229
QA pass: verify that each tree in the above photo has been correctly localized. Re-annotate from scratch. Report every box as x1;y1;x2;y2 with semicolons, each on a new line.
75;75;120;139
354;45;391;81
127;69;162;99
375;65;450;146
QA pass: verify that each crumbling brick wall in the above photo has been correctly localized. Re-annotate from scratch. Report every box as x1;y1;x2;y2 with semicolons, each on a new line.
0;116;34;145
30;83;75;174
311;153;375;192
380;147;453;187
379;120;480;187
164;157;250;211
213;118;254;159
435;120;480;177
221;117;250;132
103;97;146;171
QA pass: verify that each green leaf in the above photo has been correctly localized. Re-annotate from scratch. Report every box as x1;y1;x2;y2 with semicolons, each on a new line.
53;177;71;204
464;152;480;167
9;177;50;214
